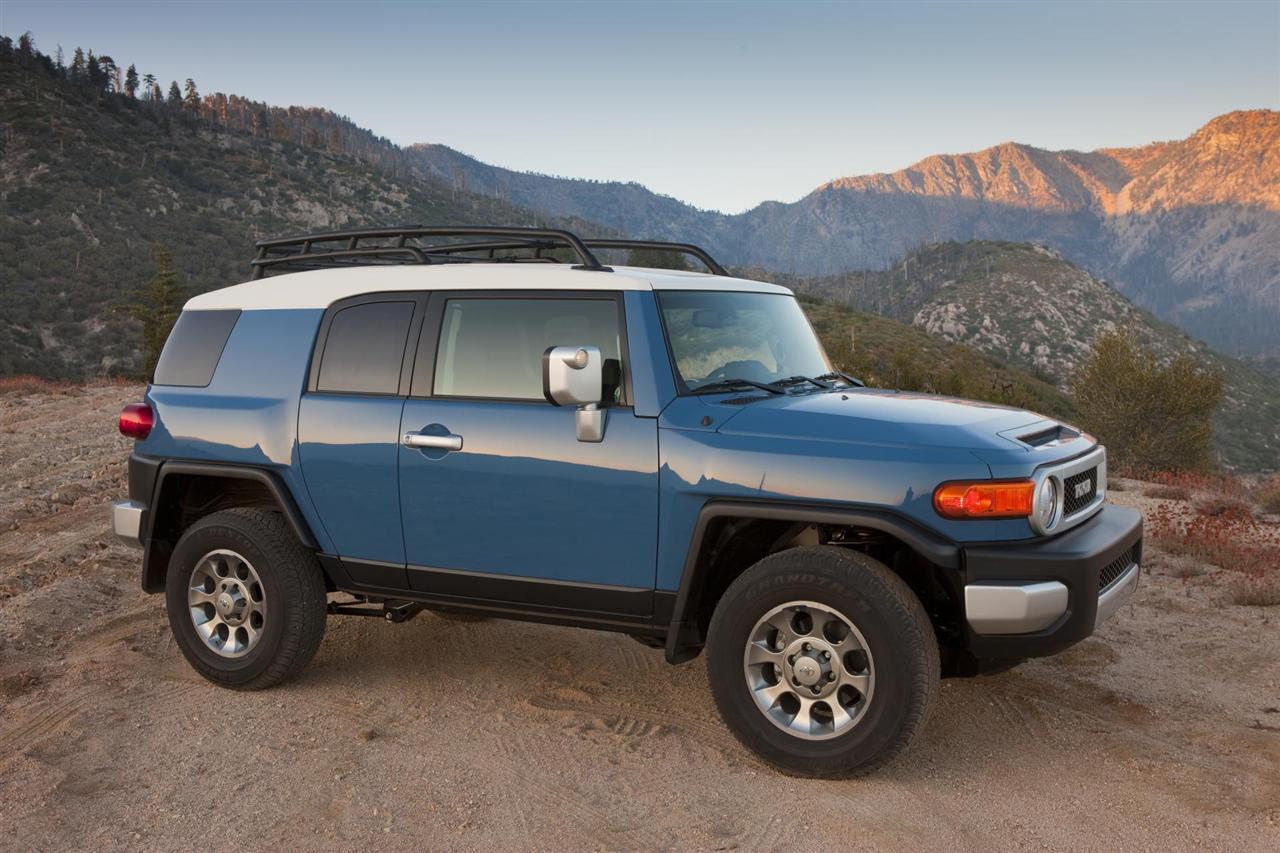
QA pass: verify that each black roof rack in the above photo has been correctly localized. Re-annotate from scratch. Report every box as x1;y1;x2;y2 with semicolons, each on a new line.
249;226;727;279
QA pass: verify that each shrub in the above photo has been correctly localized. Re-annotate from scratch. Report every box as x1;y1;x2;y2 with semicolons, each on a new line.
1256;478;1280;515
1145;483;1191;501
1193;495;1254;521
1071;331;1223;473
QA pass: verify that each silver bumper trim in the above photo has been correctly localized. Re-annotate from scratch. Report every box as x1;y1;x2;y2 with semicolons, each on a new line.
1094;562;1140;629
965;581;1069;635
111;500;145;548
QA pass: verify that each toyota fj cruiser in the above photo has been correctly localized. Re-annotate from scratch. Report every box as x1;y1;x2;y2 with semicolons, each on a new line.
112;226;1142;776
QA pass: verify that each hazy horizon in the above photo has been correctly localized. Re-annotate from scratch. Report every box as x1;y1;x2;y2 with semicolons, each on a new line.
4;0;1277;213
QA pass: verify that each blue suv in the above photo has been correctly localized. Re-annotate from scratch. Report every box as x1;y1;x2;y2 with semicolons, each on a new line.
111;226;1142;777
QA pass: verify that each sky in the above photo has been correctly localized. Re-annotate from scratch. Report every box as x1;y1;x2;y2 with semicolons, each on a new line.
4;0;1277;213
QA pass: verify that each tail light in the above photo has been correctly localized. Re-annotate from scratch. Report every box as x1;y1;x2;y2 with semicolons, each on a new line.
934;480;1034;519
119;403;154;440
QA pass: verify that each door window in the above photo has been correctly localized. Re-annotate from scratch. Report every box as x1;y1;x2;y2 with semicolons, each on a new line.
432;298;622;401
316;301;414;395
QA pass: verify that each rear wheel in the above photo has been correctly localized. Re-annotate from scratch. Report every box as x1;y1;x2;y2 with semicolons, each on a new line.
165;508;327;690
706;546;939;777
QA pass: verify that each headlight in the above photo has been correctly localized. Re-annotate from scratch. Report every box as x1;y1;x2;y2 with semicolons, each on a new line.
1035;477;1059;531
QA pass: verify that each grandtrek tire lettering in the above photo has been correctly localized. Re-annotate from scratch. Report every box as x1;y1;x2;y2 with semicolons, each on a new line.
111;225;1142;777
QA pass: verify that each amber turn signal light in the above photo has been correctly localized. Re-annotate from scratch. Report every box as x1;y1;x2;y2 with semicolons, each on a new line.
933;480;1034;519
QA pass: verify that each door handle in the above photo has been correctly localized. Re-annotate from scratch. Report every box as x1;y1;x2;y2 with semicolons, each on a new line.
402;432;463;451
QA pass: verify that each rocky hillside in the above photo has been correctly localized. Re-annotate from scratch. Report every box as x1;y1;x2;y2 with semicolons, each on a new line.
787;242;1280;472
0;54;600;377
409;111;1280;358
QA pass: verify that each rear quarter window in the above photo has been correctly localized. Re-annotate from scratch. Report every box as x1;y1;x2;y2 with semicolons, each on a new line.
315;301;415;395
153;310;241;387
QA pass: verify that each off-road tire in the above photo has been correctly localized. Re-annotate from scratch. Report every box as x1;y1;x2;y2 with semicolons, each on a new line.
706;545;939;777
165;508;327;690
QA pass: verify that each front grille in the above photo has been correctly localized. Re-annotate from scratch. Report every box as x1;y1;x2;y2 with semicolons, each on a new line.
1098;545;1136;592
1063;466;1098;516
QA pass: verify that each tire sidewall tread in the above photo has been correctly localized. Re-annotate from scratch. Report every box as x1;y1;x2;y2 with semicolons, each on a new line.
706;545;940;778
165;508;326;691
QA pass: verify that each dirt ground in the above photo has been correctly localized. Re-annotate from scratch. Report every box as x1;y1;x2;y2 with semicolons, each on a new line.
1;384;1277;851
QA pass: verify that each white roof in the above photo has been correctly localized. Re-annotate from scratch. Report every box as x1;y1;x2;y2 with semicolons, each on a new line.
183;264;792;311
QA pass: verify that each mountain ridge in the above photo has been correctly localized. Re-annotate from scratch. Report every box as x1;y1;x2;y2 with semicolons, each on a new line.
407;109;1279;356
776;241;1280;472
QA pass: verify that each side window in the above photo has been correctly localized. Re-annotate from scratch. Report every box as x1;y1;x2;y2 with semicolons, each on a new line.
153;309;241;387
316;301;414;395
432;298;622;401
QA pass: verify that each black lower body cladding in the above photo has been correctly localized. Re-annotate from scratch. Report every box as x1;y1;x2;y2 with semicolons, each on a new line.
962;504;1143;661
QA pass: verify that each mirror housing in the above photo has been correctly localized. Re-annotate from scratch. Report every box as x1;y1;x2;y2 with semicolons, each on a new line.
543;345;603;406
543;345;606;442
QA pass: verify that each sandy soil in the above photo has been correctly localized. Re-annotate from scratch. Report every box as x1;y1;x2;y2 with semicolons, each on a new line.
1;384;1277;851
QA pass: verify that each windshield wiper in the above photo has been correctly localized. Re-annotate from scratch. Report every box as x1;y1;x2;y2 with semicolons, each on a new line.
773;375;833;390
690;379;785;396
815;371;866;388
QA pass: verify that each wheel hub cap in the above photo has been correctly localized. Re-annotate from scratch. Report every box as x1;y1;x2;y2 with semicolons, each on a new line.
188;549;266;659
742;600;875;741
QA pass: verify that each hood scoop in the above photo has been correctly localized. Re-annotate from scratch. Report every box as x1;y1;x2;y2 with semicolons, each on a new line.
1010;422;1080;448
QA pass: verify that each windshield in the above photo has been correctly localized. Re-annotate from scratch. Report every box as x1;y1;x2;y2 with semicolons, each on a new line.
657;291;833;392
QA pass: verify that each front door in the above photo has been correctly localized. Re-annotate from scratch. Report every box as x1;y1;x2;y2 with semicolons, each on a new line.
398;292;659;616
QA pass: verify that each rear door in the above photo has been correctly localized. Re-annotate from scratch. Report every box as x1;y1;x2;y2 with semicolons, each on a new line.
397;291;659;615
298;293;425;590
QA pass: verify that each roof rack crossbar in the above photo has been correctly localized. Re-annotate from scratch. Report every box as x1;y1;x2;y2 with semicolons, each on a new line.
251;245;431;276
414;237;728;275
250;226;613;278
582;240;728;276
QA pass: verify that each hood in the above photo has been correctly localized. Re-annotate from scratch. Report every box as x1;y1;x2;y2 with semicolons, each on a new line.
712;388;1050;453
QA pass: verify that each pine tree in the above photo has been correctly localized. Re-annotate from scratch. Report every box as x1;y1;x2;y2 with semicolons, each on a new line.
167;80;182;104
16;31;34;63
70;47;85;81
183;78;200;112
142;72;156;99
116;246;185;376
98;56;118;91
125;64;139;97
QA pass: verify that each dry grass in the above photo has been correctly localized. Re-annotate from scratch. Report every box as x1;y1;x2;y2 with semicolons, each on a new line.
1193;494;1254;521
0;375;75;395
1258;477;1280;515
1229;575;1280;607
1144;483;1191;501
0;375;137;396
1147;497;1280;606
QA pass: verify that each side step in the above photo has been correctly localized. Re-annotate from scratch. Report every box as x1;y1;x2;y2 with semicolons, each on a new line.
327;597;425;623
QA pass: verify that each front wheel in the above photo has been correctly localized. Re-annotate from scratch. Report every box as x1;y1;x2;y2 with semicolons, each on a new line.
165;508;327;690
706;546;939;777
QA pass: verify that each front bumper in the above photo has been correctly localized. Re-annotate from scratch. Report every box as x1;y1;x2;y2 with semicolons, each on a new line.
961;504;1142;660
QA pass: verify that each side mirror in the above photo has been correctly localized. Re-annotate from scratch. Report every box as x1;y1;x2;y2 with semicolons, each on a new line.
542;345;606;442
